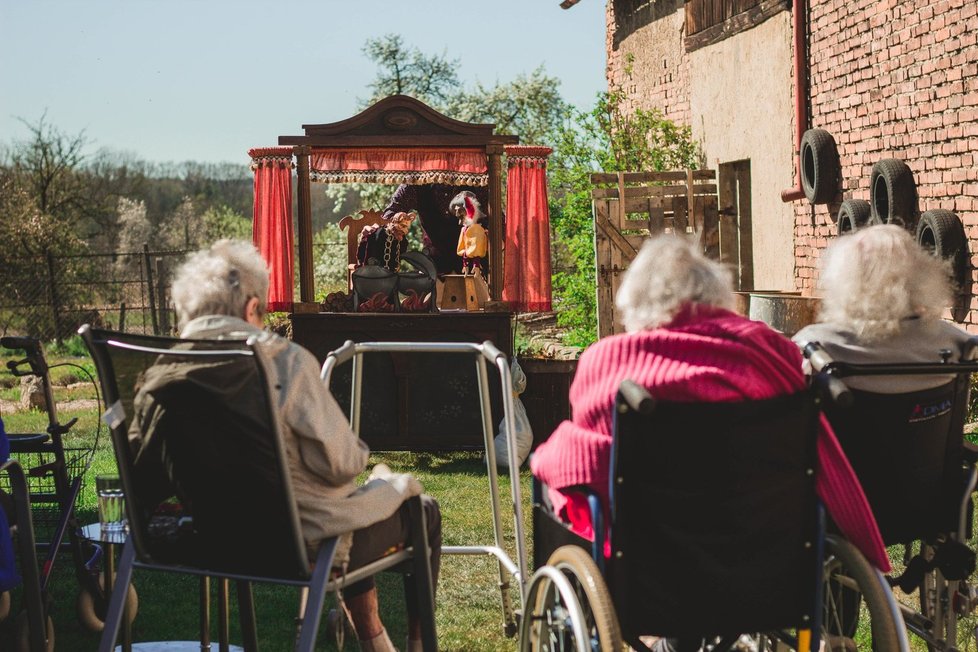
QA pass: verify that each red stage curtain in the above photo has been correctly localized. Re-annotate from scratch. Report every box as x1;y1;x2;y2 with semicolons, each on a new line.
309;147;489;186
249;147;294;313
503;146;553;312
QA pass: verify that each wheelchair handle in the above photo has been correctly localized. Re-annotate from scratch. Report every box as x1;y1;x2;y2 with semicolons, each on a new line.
49;417;78;437
813;372;854;408
618;379;655;415
803;341;835;373
1;336;41;352
1;336;48;376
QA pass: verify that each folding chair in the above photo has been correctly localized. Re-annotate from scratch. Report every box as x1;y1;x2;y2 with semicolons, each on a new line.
805;340;978;651
80;325;437;652
521;380;909;652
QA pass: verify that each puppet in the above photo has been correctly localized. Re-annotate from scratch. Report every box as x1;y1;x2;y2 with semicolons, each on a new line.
455;194;488;275
356;210;417;271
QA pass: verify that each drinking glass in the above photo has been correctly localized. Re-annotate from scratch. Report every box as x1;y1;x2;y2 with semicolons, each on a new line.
96;475;126;533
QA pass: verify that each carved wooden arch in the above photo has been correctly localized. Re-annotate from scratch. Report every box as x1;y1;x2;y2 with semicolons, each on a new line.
279;95;518;305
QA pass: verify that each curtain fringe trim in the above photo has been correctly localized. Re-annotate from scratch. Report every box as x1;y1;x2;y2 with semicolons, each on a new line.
251;156;295;171
507;156;549;168
309;170;489;186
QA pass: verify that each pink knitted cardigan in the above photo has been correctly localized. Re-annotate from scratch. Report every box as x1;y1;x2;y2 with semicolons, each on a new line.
530;303;890;571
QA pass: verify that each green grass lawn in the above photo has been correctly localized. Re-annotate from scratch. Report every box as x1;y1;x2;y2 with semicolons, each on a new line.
0;353;533;651
8;350;978;651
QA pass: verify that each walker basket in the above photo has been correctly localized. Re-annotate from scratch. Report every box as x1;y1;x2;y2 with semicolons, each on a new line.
0;445;90;542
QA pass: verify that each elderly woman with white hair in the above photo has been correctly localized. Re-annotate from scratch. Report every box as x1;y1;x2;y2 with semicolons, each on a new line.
530;233;890;570
134;239;441;652
794;224;972;392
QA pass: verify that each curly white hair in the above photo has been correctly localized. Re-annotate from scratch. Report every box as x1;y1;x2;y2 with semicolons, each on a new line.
616;233;734;332
171;239;269;329
817;224;951;342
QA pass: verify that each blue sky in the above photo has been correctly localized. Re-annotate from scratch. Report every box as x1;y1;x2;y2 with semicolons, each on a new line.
1;0;607;166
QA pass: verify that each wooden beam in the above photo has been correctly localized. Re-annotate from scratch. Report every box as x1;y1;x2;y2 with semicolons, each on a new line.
278;134;520;147
684;0;789;52
488;149;504;301
594;210;638;262
589;170;715;184
295;146;314;303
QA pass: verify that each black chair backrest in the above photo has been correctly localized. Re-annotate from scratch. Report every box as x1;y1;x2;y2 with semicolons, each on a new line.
81;326;310;581
609;389;819;640
822;374;970;545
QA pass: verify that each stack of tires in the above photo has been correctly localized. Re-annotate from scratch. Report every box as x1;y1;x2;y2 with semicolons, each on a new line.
799;128;968;290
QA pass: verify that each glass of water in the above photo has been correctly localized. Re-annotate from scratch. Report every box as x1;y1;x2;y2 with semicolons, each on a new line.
96;475;126;533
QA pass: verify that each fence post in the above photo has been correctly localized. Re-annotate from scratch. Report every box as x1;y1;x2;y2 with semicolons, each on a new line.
46;252;64;343
118;302;127;333
143;244;159;335
155;258;170;335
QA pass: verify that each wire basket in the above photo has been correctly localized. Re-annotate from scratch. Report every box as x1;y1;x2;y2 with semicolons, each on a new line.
0;446;92;543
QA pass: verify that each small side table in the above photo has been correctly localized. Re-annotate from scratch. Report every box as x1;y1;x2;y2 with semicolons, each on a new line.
77;523;245;652
78;523;133;652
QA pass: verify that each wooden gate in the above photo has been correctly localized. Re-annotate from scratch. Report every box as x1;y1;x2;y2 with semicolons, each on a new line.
592;170;722;338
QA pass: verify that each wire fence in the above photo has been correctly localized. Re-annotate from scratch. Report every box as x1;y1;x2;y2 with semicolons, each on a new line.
0;246;191;342
0;240;586;343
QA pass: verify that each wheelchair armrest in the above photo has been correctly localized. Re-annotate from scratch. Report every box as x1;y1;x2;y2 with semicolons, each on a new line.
536;482;606;573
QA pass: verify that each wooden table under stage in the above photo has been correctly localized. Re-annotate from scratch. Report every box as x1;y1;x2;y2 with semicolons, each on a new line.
291;311;513;451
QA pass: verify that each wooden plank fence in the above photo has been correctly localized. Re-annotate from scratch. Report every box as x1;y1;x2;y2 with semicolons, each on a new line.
592;170;721;338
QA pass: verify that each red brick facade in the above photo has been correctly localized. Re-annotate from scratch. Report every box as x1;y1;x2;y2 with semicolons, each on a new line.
606;0;978;328
800;0;978;328
606;0;692;126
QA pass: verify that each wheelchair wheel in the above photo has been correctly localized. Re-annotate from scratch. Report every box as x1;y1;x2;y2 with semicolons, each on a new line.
822;534;908;651
519;545;622;652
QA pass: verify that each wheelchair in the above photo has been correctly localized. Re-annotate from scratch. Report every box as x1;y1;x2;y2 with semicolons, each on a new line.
804;340;978;651
520;379;909;652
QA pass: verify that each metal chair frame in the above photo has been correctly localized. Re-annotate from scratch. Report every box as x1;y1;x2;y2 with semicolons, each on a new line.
81;326;437;652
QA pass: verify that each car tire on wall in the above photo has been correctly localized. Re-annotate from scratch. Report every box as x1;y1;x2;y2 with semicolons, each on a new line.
836;199;872;236
916;209;968;290
870;159;918;228
800;128;841;204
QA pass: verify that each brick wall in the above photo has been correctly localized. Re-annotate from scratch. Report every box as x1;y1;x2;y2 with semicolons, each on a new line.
797;0;978;327
606;0;692;125
607;0;978;327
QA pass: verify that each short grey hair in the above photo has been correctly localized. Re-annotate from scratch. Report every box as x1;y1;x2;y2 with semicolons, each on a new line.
171;239;269;329
817;224;952;342
616;233;735;332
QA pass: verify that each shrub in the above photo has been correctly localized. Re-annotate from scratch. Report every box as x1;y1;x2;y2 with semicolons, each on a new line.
549;71;703;348
46;335;90;358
